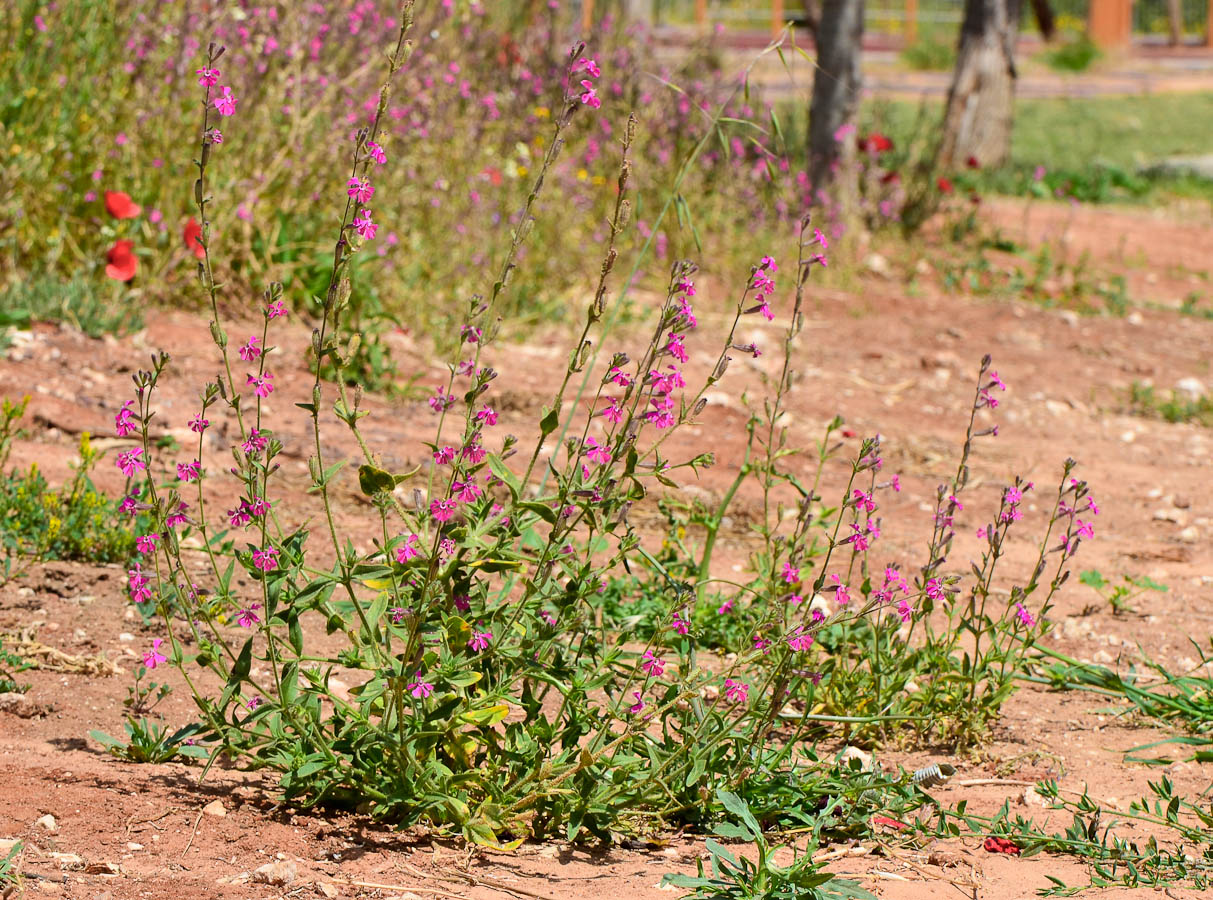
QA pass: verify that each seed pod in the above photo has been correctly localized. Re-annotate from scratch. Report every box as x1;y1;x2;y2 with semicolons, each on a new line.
194;178;204;205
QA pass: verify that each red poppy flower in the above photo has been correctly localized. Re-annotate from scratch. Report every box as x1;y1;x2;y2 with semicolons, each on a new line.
481;166;503;187
966;155;981;170
104;190;142;220
936;176;954;194
183;217;205;260
105;240;137;281
859;132;894;154
983;836;1021;855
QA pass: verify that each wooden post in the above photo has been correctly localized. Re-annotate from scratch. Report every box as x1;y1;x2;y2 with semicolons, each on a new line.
581;0;594;35
772;0;785;37
1088;0;1132;50
906;0;918;44
695;0;707;29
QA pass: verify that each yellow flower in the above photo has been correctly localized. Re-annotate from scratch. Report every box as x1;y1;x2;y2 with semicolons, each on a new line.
591;175;606;186
534;106;550;119
576;169;588;181
517;165;528;177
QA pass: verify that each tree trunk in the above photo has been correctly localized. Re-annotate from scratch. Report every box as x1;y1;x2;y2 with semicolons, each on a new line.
807;0;864;212
1028;0;1055;40
800;0;822;38
937;0;1022;170
1167;0;1183;45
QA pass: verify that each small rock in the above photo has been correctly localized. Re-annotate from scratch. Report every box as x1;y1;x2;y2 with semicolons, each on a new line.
838;745;874;772
1058;310;1079;328
1091;649;1114;664
316;883;339;899
1178;526;1200;543
1175;377;1206;402
202;800;227;818
1126;311;1144;326
125;842;143;852
1019;785;1046;807
1153;509;1186;525
49;851;83;867
863;252;892;278
117;633;135;643
251;860;299;886
35;814;57;833
1120;431;1136;443
0;693;32;717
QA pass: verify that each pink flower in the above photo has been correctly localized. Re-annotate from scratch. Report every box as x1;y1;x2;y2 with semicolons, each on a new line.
1015;602;1036;627
579;80;600;108
346;176;374;203
353;209;377;240
116;448;145;477
236;604;262;628
407;672;433;699
1075;519;1095;540
241;429;269;455
196;66;221;86
573;57;600;78
366;141;387;165
177;460;201;482
210;129;223;144
897;599;913;623
395;533;422;562
246;372;274;398
189;413;209;433
246;695;263;710
128;562;153;604
389;607;405;624
628;691;645;715
247;496;271;518
665;332;688;363
641;650;665;677
468;630;493;652
136;533;159;554
475;406;498;426
430;498;458;522
671;611;690;636
239;336;261;361
266;300;287;318
166;502;189;529
453;479;483;504
114;401;137;436
213;86;238;116
723;678;749;703
782;561;800;584
852;489;876;512
832;575;851;607
428;388;454;413
584;437;611;466
143;638;168;670
252;546;279;571
787;627;814;652
890;474;901;492
454;594;472;612
461;442;486;465
717;598;734;615
600;398;623;424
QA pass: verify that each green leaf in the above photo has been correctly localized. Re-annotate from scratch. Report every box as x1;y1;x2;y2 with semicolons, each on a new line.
358;464;396;496
458;703;509;726
539;408;559;436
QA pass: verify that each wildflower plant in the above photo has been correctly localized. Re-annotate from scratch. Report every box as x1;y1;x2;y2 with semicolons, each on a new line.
107;1;1096;849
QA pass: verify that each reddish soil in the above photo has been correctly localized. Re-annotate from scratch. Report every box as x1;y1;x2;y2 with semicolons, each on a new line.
2;196;1211;899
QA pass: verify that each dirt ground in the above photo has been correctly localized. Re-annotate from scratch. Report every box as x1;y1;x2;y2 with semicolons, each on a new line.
1;196;1212;898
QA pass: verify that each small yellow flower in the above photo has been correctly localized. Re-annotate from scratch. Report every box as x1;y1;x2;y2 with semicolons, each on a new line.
535;106;550;119
591;175;606;186
576;169;588;181
517;165;528;177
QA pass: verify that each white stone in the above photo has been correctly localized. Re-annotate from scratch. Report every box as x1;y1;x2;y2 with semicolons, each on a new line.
35;814;57;833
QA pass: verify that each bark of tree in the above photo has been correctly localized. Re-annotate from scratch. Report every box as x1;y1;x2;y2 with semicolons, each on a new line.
800;0;822;38
807;0;864;211
1167;0;1184;45
937;0;1023;170
1028;0;1055;40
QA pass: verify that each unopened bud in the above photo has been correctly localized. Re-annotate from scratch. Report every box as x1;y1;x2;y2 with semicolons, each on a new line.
193;178;204;205
209;321;227;348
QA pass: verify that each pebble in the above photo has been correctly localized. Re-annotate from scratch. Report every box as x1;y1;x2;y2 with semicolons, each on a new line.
126;842;143;852
202;799;227;818
1175;376;1206;401
117;633;135;643
251;860;299;886
35;814;57;833
1178;526;1200;543
838;745;874;772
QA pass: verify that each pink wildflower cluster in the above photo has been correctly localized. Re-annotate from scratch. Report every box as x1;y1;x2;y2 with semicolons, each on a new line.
749;255;778;320
573;53;601;109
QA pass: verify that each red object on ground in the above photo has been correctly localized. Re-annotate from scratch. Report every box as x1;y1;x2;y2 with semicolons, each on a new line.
871;815;908;830
104;190;142;220
183;218;205;259
105;240;137;281
983;836;1021;855
936;176;954;194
